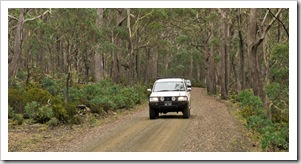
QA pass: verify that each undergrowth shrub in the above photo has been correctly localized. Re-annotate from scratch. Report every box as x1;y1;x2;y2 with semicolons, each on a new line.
24;101;53;123
37;105;54;123
236;89;263;109
266;82;289;123
8;105;15;119
8;88;27;114
41;77;57;95
12;113;24;125
72;115;84;125
46;117;60;126
246;115;272;134
236;88;288;152
24;101;40;118
52;98;69;123
9;77;148;125
64;103;78;124
78;80;148;113
25;87;53;105
261;123;289;151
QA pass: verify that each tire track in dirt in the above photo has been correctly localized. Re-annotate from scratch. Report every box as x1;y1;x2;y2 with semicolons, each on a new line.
45;87;252;152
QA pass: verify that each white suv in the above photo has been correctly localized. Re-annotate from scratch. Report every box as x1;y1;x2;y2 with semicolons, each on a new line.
147;78;191;119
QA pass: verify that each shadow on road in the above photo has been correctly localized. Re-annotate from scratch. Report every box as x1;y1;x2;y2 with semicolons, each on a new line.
157;114;193;119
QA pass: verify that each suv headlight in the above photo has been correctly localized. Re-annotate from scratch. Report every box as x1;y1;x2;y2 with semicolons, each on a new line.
171;96;176;101
160;97;164;101
150;97;159;102
177;96;187;101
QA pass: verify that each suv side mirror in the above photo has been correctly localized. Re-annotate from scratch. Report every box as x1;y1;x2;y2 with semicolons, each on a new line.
147;89;152;92
187;88;191;92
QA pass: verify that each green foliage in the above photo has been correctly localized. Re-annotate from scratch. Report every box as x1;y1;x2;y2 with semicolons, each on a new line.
25;87;53;105
236;88;288;151
37;105;54;123
176;35;191;44
9;84;54;115
246;115;271;134
266;82;288;123
8;88;27;114
24;101;40;118
8;105;15;119
270;44;289;84
12;113;24;125
40;76;60;96
8;78;22;89
24;101;53;124
191;79;205;88
64;103;79;124
78;79;147;113
236;89;263;109
46;117;60;126
72;115;84;125
261;123;289;151
89;117;97;127
210;37;221;47
266;82;281;101
52;102;69;123
16;71;26;81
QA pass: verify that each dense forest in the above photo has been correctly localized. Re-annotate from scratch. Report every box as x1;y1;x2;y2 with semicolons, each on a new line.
8;8;289;151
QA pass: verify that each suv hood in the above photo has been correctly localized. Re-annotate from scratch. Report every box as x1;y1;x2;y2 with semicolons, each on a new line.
150;91;187;97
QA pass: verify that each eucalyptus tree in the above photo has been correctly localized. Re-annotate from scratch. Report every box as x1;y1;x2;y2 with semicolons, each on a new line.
94;8;105;82
247;8;283;104
236;8;246;90
8;8;51;80
188;9;218;94
8;9;26;79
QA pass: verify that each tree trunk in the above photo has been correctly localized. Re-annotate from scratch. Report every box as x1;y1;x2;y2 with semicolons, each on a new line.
9;8;25;79
135;31;140;83
112;47;120;83
247;9;266;102
247;8;282;103
127;8;134;86
196;63;200;83
144;47;151;84
112;9;126;84
152;48;158;80
237;9;246;90
189;54;193;79
247;9;259;94
94;8;104;82
218;9;229;99
164;54;172;76
209;22;217;94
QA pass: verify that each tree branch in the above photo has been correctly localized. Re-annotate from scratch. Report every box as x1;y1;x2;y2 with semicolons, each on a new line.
8;15;18;21
24;9;51;23
254;8;282;48
268;8;289;37
261;9;269;27
134;41;150;51
117;16;126;26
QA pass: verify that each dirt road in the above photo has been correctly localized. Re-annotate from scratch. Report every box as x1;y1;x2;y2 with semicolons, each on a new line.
58;87;252;152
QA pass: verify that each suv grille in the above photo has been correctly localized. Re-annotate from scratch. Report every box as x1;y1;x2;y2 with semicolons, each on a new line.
163;97;171;101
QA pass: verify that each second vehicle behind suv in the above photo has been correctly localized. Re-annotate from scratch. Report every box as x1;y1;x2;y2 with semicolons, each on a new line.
147;77;191;119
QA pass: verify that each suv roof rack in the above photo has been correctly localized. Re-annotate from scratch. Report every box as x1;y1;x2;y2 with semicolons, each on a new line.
156;76;185;80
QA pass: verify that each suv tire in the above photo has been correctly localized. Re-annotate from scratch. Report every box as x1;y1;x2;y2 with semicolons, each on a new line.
149;108;156;119
183;106;190;118
155;111;159;117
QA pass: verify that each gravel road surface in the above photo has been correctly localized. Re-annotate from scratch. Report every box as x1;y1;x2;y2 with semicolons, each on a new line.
52;87;252;152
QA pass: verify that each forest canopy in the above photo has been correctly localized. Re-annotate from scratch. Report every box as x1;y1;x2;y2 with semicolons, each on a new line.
7;8;289;151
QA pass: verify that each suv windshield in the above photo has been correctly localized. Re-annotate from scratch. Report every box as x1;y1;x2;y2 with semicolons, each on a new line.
153;81;185;92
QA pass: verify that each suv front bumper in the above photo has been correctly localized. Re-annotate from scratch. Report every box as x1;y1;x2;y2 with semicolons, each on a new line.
149;101;188;112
